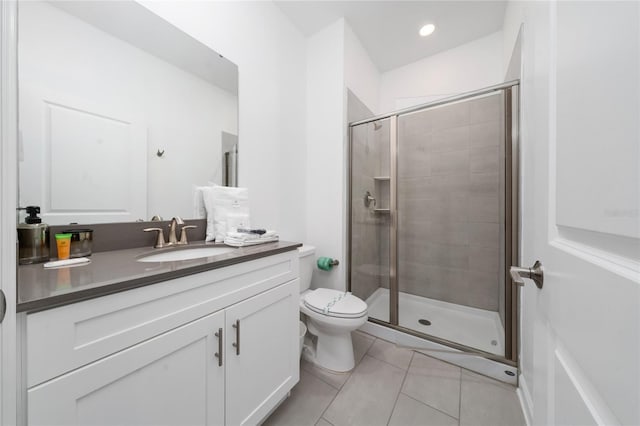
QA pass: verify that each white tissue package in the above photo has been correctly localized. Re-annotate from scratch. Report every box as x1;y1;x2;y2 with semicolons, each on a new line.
202;186;250;242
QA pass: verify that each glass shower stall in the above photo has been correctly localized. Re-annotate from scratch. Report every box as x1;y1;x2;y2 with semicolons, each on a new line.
348;81;519;364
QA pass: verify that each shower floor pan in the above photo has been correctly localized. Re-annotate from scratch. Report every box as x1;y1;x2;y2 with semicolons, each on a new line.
366;288;505;356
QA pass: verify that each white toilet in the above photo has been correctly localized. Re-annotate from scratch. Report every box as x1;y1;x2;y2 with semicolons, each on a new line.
298;245;368;372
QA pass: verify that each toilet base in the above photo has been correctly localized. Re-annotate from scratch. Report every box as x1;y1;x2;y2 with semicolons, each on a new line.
315;331;356;372
305;318;357;372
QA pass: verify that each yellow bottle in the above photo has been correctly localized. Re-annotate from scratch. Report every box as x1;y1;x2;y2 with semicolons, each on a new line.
55;233;72;260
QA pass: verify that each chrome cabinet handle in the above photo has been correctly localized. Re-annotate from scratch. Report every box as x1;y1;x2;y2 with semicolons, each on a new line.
510;260;544;289
232;320;240;355
214;328;223;367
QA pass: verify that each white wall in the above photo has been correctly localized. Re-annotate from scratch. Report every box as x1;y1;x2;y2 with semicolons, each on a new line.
344;23;380;115
140;1;307;241
305;19;346;291
304;19;382;292
379;31;504;112
19;1;238;223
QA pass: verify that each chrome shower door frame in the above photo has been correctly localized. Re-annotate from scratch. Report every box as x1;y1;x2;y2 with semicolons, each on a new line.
348;80;521;367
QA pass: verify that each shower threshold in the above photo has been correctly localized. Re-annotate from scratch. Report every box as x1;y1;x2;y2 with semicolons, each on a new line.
366;288;505;356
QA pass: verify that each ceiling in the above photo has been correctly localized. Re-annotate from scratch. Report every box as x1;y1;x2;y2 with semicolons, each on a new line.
274;1;507;72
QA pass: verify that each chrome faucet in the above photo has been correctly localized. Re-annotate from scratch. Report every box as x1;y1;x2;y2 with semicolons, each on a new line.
144;217;197;248
168;217;184;245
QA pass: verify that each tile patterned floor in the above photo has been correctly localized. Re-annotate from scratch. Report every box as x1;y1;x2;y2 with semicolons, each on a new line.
263;331;525;426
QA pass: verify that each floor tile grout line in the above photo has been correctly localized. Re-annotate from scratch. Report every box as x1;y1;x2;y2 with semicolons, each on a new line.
301;362;350;391
385;351;414;426
316;342;374;426
365;336;415;372
317;366;352;426
317;417;335;426
399;390;461;422
411;349;468;372
301;334;379;391
366;351;413;372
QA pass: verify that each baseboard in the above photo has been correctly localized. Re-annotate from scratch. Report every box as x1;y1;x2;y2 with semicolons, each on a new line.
517;373;534;426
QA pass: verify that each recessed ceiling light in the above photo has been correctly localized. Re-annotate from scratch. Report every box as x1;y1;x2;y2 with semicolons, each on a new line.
419;24;435;37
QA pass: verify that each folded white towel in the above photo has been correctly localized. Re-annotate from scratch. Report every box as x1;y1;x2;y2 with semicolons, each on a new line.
224;235;279;247
226;229;278;241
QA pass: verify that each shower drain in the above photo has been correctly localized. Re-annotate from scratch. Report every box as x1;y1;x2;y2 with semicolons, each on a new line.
418;319;431;326
491;340;498;346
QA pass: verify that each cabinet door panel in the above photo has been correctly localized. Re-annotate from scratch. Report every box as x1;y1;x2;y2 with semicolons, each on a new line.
225;279;299;426
28;311;225;426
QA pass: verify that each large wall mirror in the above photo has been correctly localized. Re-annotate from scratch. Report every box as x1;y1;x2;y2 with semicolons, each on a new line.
18;1;239;225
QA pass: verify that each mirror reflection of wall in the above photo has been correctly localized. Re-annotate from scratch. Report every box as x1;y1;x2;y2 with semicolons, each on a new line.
221;132;238;187
18;1;238;225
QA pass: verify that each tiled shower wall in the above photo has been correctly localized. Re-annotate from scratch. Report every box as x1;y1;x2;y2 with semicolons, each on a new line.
397;94;505;314
348;91;390;302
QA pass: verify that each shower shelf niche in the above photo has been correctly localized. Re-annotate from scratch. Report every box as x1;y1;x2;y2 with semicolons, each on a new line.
371;176;390;213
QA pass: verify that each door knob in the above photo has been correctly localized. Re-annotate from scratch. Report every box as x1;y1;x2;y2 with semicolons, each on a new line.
510;260;544;289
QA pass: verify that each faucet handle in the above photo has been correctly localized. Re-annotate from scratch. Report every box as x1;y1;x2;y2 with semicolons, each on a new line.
144;227;168;248
178;225;197;245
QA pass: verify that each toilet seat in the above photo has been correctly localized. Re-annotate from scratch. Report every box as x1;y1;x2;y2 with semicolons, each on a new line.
303;288;367;319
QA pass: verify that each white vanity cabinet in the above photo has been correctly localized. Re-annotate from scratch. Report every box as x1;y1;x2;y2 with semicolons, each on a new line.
23;250;300;426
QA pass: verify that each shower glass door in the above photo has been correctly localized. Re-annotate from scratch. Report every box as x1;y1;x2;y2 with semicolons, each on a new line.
349;118;391;324
396;92;507;357
349;83;518;362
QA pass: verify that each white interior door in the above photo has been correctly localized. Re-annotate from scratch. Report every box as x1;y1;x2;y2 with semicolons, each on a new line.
0;1;18;425
519;2;639;425
18;87;147;225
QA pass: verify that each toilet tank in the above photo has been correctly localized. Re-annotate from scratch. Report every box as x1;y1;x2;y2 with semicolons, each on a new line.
297;245;315;292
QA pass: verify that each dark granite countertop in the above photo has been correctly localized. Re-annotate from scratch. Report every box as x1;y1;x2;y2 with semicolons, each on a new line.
18;241;302;313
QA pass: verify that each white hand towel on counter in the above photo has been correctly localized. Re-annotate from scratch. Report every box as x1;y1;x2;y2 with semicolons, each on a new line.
224;236;279;247
225;230;277;241
223;229;279;247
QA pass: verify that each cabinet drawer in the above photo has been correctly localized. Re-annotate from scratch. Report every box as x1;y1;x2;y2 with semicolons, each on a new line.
27;251;298;387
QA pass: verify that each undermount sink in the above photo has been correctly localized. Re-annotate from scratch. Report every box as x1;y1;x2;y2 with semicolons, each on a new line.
137;246;236;262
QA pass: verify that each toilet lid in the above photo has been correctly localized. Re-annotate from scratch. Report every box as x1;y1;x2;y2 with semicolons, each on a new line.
304;288;367;318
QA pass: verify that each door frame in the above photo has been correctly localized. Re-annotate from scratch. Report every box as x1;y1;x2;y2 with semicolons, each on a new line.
0;1;19;425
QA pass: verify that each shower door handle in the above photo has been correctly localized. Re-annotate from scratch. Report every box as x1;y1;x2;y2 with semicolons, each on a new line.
510;261;544;289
